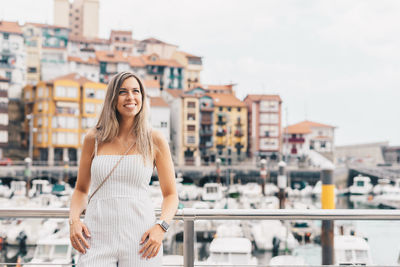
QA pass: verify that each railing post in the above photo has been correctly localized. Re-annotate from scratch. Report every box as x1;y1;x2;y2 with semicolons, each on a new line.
321;166;335;265
184;218;195;267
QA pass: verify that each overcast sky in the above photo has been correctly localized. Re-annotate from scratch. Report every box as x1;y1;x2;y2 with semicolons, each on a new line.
2;0;400;146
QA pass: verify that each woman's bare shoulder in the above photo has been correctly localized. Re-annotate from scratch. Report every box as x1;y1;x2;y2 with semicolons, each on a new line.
151;129;166;145
83;128;97;143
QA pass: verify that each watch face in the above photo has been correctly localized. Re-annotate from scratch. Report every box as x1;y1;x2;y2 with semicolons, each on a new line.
161;221;169;231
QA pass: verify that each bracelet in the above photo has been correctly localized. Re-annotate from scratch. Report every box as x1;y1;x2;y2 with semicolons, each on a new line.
69;218;80;226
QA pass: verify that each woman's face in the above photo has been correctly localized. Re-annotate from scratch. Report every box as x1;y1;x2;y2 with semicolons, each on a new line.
116;77;142;119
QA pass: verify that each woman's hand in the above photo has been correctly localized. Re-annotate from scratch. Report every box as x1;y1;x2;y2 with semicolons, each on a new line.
69;219;91;254
139;224;165;259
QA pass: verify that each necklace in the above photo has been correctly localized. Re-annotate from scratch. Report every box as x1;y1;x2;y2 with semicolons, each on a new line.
115;137;136;154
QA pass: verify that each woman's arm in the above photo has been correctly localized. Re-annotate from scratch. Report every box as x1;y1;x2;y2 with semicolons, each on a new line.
69;128;96;253
153;129;179;223
139;129;178;259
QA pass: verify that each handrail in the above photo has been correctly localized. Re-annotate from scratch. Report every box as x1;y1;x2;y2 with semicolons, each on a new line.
2;208;400;267
1;207;400;220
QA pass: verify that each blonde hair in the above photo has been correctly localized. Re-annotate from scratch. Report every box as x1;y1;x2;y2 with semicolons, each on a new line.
95;71;154;165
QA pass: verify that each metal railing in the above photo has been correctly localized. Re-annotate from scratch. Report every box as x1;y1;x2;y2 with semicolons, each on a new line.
1;208;400;267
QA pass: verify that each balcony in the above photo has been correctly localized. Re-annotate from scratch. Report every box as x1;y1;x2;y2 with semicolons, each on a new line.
216;127;227;137
200;106;214;112
286;137;305;143
200;129;213;136
216;118;227;126
199;141;213;148
234;129;244;138
201;118;212;125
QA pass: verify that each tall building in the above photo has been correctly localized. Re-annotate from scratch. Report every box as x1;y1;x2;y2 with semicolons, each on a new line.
0;21;26;99
243;94;282;161
23;73;106;164
110;30;134;53
54;0;99;39
162;89;201;166
0;76;9;158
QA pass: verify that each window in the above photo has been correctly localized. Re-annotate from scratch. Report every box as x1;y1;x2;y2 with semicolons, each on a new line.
238;107;241;112
187;101;195;108
25;91;31;100
187;125;195;131
0;131;8;142
37;87;43;97
5;71;11;80
0;114;8;125
219;107;223;111
67;87;78;98
3;33;9;40
227;107;231;112
55;86;66;97
187;135;195;144
28;67;37;73
160;121;167;127
86;88;95;98
85;103;95;114
96;90;105;99
187;113;195;121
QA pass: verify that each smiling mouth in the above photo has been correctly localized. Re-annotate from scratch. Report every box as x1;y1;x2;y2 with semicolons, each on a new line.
124;104;137;108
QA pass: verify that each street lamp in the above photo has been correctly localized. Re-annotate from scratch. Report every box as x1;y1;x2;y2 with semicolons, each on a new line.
24;157;32;197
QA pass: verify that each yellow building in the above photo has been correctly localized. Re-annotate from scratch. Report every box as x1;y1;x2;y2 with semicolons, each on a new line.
173;51;203;90
207;93;247;165
23;73;106;164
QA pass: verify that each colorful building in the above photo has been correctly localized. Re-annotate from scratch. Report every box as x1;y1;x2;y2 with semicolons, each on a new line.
23;73;106;164
283;120;335;160
244;94;282;161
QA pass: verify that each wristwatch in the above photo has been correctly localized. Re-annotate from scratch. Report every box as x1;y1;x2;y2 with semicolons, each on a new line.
156;220;169;232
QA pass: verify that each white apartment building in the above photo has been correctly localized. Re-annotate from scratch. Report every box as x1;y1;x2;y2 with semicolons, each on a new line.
0;21;26;99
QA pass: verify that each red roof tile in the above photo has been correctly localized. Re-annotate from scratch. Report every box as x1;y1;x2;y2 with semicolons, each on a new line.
0;21;22;35
48;73;98;86
244;94;282;102
128;56;146;67
206;93;246;107
284;120;335;134
166;89;184;98
95;50;129;63
25;22;69;30
68;56;99;65
150;96;169;107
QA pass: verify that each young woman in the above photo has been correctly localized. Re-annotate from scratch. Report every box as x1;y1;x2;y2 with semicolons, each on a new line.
69;71;178;266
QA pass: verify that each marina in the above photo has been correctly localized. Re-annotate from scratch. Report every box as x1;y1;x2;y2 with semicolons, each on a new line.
1;172;400;266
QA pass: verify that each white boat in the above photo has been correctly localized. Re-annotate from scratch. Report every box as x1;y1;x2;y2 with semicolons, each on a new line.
371;194;400;209
251;220;298;251
0;180;11;198
29;179;52;197
335;235;373;265
373;178;400;195
25;235;77;267
349;175;372;195
269;255;307;266
179;184;200;201
264;183;279;196
203;237;258;266
10;180;27;197
202;183;223;202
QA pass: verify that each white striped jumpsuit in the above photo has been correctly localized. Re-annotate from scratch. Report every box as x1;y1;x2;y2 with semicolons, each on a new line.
78;140;162;267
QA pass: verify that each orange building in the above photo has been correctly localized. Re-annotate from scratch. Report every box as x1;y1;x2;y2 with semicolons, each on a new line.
23;73;106;164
